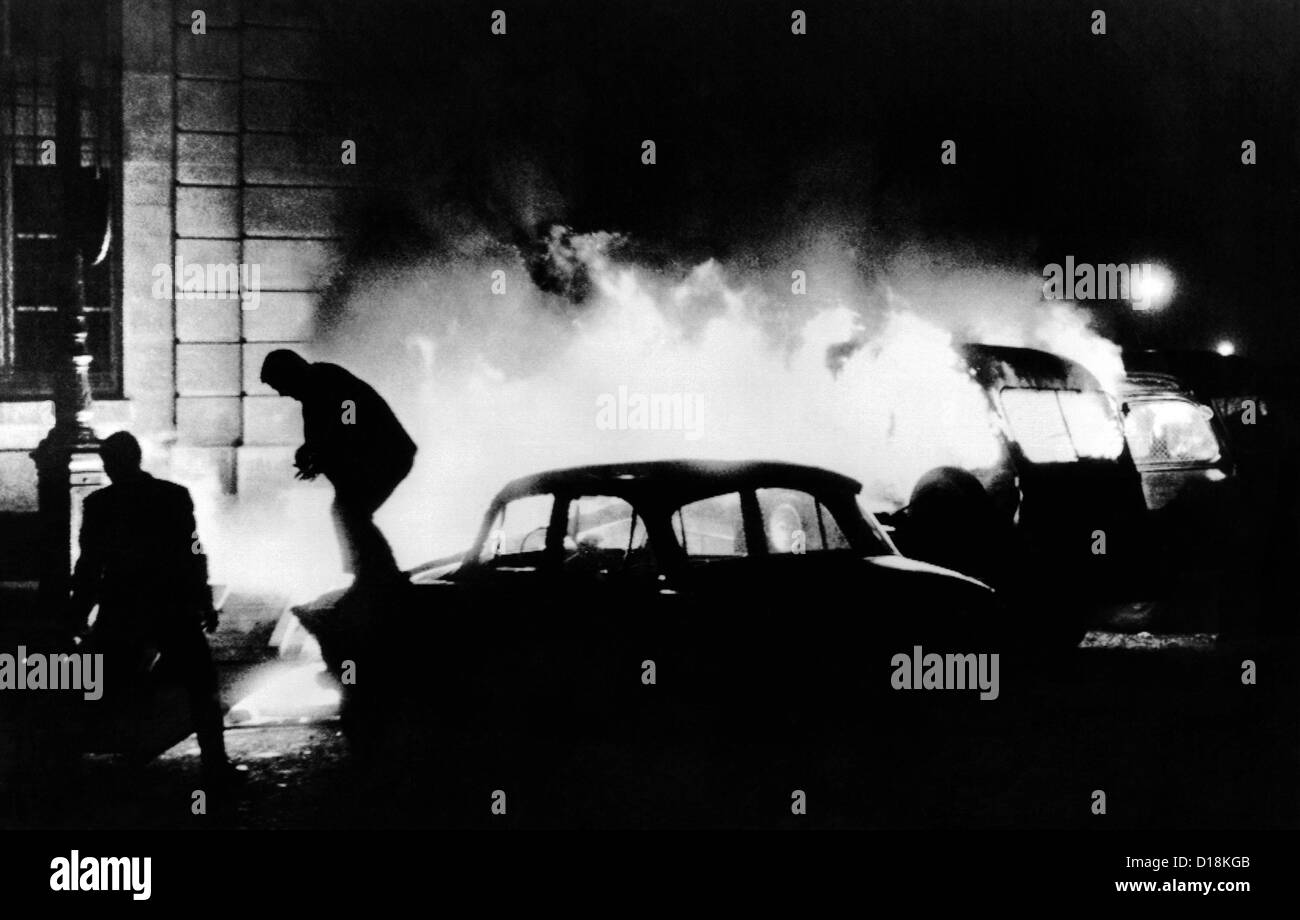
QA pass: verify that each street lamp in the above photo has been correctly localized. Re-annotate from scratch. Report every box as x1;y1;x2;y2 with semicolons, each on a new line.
30;11;111;620
1131;263;1175;312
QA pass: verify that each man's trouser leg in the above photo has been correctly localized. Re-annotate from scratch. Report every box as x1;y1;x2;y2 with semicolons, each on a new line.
161;631;228;779
331;494;400;583
329;495;362;577
330;457;410;585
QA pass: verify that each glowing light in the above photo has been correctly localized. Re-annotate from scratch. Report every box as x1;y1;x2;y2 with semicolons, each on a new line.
1215;340;1236;357
1131;263;1175;311
228;661;341;726
1122;399;1222;466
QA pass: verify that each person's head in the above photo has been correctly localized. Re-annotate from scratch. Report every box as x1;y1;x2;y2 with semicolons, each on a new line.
99;431;143;483
767;503;802;553
260;349;311;399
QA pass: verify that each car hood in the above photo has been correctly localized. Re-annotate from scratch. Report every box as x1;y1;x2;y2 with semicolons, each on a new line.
861;554;994;591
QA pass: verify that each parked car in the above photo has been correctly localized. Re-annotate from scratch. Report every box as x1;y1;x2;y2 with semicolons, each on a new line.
293;460;1003;749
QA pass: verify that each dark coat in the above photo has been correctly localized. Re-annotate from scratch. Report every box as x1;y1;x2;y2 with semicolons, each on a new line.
300;362;417;489
70;473;211;643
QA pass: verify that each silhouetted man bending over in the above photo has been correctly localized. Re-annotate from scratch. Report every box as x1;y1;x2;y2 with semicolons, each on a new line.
69;431;232;785
260;349;417;587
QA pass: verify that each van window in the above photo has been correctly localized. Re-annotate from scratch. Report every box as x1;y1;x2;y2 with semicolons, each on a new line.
999;389;1075;463
1059;391;1126;459
1000;388;1125;462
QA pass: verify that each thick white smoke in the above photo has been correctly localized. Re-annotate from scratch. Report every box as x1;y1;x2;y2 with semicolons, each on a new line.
295;235;1124;583
155;234;1122;602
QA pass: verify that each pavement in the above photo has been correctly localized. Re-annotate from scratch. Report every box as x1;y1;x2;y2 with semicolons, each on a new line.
3;576;1298;829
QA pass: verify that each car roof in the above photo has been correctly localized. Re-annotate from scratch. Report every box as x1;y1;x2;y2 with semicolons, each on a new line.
1120;371;1200;400
493;459;863;504
959;342;1105;392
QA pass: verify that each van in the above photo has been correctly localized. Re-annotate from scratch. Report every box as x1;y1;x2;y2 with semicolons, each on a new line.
884;343;1149;644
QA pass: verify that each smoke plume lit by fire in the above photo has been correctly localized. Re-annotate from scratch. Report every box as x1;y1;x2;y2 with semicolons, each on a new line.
176;232;1125;603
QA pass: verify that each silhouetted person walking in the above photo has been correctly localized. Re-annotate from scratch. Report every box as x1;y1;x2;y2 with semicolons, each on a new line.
260;349;417;587
68;431;232;786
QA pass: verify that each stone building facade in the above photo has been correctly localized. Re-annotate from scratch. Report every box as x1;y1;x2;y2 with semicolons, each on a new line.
1;0;359;579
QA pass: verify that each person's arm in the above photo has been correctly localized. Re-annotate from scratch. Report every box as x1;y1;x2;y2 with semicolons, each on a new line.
294;443;320;480
179;490;217;632
291;391;323;479
298;381;349;478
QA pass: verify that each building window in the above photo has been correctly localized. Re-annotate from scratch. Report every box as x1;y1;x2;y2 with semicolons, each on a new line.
0;0;120;399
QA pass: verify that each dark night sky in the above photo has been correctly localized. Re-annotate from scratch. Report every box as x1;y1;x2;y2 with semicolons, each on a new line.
322;0;1299;363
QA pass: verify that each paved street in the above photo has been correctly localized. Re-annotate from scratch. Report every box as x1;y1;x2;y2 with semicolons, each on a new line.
62;723;351;830
3;576;1295;830
4;628;1291;830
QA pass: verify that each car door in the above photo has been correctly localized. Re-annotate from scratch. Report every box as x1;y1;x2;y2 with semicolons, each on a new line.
447;492;564;713
542;492;664;728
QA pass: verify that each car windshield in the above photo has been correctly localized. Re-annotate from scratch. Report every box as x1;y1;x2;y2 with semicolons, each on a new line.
1123;398;1221;466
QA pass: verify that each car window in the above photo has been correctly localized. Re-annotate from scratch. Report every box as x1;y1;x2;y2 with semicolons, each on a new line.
479;493;555;563
566;495;647;552
675;492;747;557
756;488;851;554
563;495;652;576
1123;399;1222;466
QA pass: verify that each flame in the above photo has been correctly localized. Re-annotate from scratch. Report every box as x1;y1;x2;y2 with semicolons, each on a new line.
227;621;341;725
226;659;342;726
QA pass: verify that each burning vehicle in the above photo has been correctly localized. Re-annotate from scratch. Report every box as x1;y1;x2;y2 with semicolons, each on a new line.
291;460;1002;750
882;343;1149;643
885;342;1293;637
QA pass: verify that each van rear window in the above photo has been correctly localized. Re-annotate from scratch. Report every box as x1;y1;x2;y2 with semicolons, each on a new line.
999;388;1125;463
